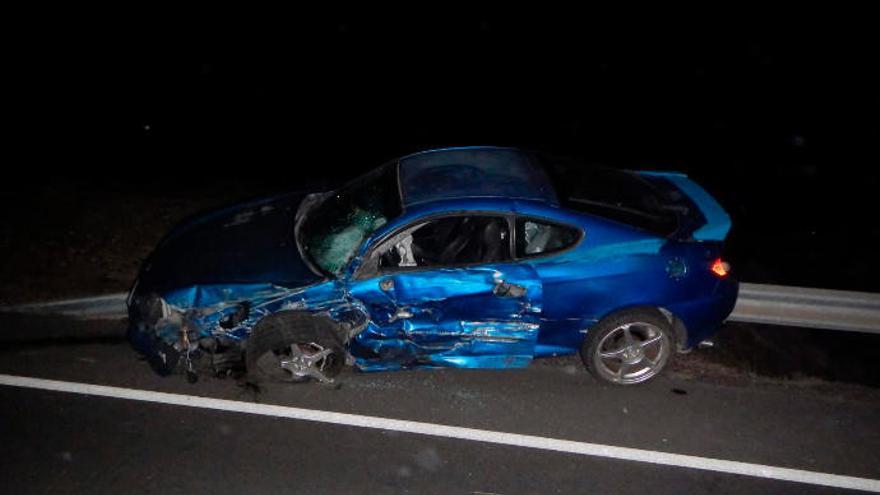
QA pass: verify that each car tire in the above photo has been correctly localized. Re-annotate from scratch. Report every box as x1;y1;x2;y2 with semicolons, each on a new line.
246;312;345;385
580;307;675;385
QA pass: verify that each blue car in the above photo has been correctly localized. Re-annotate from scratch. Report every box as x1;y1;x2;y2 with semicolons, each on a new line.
127;146;737;386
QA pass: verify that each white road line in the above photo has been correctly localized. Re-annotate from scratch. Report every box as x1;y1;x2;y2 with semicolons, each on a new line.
1;374;878;493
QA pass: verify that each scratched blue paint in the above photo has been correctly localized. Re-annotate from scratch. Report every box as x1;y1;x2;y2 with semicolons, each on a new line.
127;146;738;376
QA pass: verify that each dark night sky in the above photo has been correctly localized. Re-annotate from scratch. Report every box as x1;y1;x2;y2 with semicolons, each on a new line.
8;12;880;290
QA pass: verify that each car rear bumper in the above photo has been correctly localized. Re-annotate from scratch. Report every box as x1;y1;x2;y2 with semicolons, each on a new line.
668;278;739;348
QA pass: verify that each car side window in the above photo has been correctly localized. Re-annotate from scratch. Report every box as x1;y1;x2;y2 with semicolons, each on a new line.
376;216;511;271
516;218;580;257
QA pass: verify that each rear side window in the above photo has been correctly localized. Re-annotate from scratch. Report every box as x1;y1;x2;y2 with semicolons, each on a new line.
516;218;580;258
377;216;511;271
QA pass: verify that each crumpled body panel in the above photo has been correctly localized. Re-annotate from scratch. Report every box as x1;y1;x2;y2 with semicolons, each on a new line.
134;281;346;342
348;265;543;371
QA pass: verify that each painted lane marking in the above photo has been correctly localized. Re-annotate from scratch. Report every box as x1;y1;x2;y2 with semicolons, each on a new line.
1;373;878;493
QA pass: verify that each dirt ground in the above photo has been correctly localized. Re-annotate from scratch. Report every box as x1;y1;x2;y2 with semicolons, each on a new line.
0;181;258;305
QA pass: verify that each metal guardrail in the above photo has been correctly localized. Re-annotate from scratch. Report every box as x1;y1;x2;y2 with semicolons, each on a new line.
2;284;879;334
0;293;128;319
730;283;880;334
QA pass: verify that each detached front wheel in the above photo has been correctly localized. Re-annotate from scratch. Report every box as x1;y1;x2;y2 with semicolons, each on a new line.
580;308;674;385
246;312;345;385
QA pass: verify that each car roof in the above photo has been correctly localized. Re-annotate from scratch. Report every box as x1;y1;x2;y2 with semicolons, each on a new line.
397;146;559;207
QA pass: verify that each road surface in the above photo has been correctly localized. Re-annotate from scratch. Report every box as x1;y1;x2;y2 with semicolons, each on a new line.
0;313;878;494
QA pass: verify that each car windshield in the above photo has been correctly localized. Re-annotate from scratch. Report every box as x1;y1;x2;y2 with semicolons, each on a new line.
298;163;403;275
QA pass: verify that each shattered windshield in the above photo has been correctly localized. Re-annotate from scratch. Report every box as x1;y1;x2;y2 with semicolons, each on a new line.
298;163;402;275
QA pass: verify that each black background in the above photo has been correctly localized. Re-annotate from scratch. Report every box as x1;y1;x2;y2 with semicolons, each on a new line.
8;10;879;291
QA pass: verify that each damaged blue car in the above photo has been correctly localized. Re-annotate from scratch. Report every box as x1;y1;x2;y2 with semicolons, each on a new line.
127;146;738;386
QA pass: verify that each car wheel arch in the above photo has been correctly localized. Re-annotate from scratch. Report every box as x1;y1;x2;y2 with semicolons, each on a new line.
589;304;688;351
244;309;347;382
245;310;347;351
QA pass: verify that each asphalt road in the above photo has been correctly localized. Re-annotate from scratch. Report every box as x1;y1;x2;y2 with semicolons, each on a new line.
1;314;879;494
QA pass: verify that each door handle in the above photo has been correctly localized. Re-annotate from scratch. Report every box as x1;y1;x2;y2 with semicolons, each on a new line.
493;280;526;298
379;278;394;292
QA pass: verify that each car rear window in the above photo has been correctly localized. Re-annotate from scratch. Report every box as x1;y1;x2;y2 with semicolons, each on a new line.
536;154;679;236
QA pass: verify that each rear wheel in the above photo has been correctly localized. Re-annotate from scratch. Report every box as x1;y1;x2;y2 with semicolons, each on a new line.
246;312;345;385
580;308;674;385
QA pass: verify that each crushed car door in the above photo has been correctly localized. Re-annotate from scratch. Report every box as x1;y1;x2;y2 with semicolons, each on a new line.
347;215;543;370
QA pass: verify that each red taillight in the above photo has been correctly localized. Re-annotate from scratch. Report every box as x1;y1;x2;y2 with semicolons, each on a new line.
711;258;731;277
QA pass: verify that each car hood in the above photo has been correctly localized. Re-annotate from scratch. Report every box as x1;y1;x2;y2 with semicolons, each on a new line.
137;191;324;295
